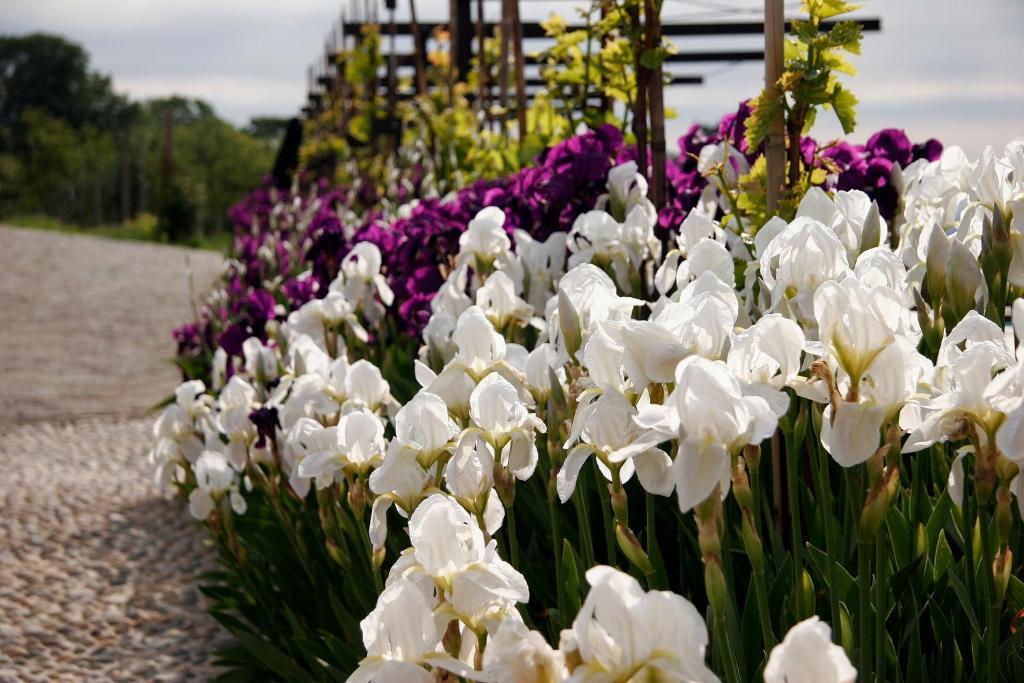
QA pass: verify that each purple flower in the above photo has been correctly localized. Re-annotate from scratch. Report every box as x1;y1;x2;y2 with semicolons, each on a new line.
913;139;943;163
282;276;318;308
218;323;249;357
718;99;753;155
248;406;280;449
865;129;913;168
821;141;868;191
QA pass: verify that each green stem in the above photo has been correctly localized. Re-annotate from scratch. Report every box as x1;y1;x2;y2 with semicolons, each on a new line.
785;426;805;615
858;539;873;677
709;591;744;683
572;489;596;570
356;513;383;595
742;456;776;651
874;533;886;682
595;468;616;564
506;502;521;569
548;474;565;620
744;514;777;650
962;481;977;609
645;494;668;590
812;420;842;636
979;506;998;681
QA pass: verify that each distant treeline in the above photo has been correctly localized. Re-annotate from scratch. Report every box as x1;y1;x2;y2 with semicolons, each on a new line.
0;33;287;243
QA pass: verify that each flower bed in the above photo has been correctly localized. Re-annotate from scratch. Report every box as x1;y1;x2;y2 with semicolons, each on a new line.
149;3;1024;678
173;103;941;391
153;105;1024;681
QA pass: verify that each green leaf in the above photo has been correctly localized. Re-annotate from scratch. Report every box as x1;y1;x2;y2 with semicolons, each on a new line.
926;490;952;554
233;631;310;682
211;669;263;683
807;543;856;602
934;532;955;582
824;20;863;54
830;85;858;134
1008;575;1024;610
744;90;784;149
317;629;362;670
947;569;982;637
887;507;914;568
562;539;582;617
208;609;255;637
803;0;863;20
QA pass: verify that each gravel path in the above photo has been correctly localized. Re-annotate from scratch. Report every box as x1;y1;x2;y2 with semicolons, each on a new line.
0;226;223;424
0;227;229;681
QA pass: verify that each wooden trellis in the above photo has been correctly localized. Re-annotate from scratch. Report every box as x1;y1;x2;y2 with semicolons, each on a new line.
298;0;880;201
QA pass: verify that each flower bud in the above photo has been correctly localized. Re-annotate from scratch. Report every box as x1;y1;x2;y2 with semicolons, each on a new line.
984;209;1013;277
924;226;950;304
548;366;568;414
442;618;463;657
704;561;729;612
368;546;384;574
695;502;722;559
347;480;368;518
859;201;883;256
798;569;815;620
615;522;655;576
741;512;764;570
975;458;997;506
913;287;943;356
558;290;583;362
494;464;516;507
914;523;927;561
996;486;1014;546
944;238;987;321
610;484;629;525
743;443;761;473
859;482;892;543
994;547;1013;604
325;539;349;568
840;603;855;654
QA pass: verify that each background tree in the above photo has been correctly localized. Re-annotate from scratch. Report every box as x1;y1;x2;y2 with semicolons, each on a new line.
0;33;278;245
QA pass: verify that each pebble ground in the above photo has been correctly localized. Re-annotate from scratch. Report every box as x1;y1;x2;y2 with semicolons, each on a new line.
0;226;228;681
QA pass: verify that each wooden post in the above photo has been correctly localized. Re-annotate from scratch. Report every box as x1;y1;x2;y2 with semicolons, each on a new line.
499;0;511;123
339;15;350;136
386;1;397;117
453;0;473;81
448;0;456;103
764;0;785;213
599;1;612;115
475;0;489;121
408;0;427;96
630;2;649;178
508;0;527;141
646;0;666;208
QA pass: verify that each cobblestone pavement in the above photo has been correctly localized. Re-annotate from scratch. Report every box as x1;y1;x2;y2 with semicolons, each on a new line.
0;228;229;681
0;420;232;682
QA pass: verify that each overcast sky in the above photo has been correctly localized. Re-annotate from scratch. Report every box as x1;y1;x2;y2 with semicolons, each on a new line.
5;0;1022;155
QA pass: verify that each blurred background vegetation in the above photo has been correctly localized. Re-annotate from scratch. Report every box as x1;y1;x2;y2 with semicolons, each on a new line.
0;33;285;247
